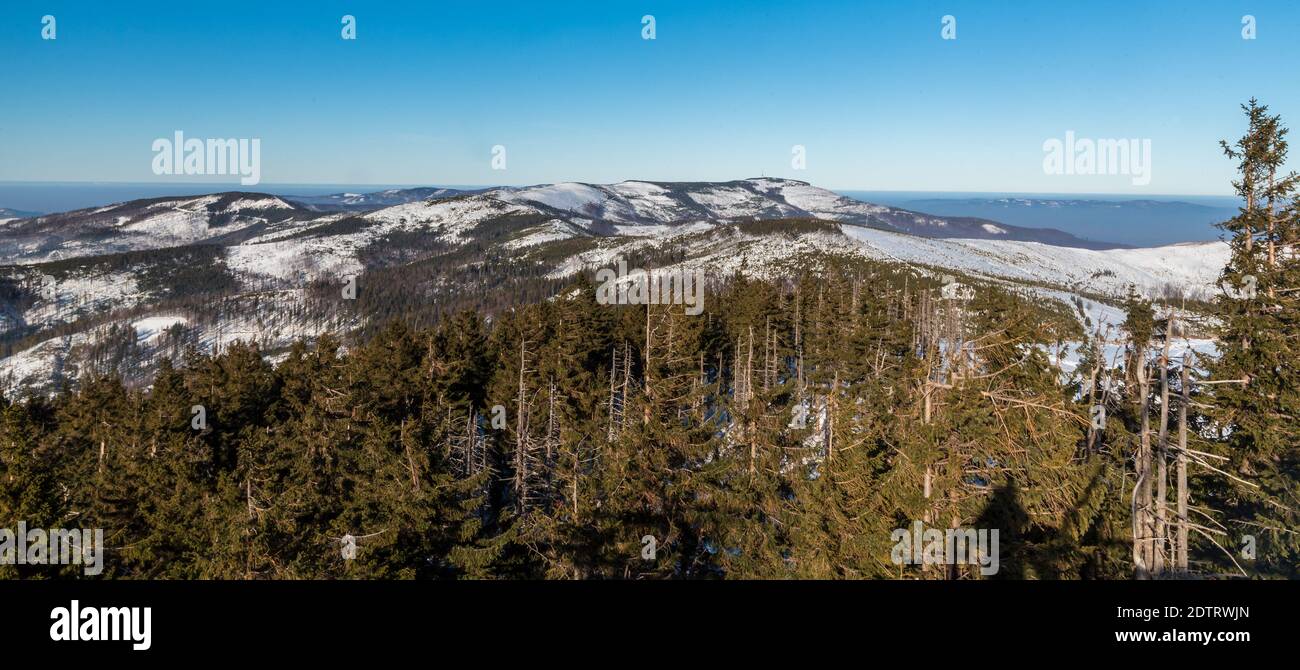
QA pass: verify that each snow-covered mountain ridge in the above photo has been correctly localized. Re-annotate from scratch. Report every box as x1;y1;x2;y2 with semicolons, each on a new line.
0;178;1227;396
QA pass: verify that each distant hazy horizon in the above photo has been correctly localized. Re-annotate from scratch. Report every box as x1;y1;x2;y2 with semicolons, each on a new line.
841;191;1238;246
0;179;1241;212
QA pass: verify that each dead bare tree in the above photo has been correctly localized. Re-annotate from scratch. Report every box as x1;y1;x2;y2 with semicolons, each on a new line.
1176;353;1190;572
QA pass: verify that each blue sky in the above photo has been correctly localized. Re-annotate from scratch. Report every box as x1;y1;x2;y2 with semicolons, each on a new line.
1;0;1296;194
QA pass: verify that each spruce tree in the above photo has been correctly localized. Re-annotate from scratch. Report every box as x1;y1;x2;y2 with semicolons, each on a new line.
1209;100;1300;576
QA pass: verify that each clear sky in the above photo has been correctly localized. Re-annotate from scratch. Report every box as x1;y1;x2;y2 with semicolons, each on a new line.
1;0;1296;194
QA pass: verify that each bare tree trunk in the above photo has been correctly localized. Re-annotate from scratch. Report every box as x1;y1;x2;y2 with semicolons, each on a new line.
947;501;960;581
694;352;705;419
923;467;932;523
572;448;580;520
826;370;838;463
733;336;742;405
1135;363;1153;579
514;340;532;514
746;324;754;403
795;285;803;393
1177;354;1190;572
643;302;652;425
545;378;558;465
401;418;420;491
1267;169;1277;277
622;344;631;435
1086;336;1102;452
763;316;771;393
746;325;756;476
607;345;617;443
1155;324;1173;576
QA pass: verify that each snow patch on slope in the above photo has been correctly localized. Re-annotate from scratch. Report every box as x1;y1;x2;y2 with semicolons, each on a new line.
838;225;1227;301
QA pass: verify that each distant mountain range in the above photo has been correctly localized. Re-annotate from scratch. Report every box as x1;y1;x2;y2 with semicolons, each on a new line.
2;185;1235;247
0;179;1121;266
0;177;1228;396
285;187;491;212
278;179;1117;248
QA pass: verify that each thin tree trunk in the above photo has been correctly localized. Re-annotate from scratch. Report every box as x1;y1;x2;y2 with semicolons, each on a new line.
643;302;651;425
622;344;631;434
607;345;617;443
795;285;803;393
1177;354;1190;572
1155;324;1173;575
1135;363;1153;579
1086;337;1102;452
401;418;419;491
514;340;531;513
1267;169;1277;277
826;370;838;463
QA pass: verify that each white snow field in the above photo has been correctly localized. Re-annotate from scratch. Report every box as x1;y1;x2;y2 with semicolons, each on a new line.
0;178;1232;396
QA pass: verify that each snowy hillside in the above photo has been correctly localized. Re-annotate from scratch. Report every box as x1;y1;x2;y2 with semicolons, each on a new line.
491;178;1114;247
0;178;1229;397
0;192;300;264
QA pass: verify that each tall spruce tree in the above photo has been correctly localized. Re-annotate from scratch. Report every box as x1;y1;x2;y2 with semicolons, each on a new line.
1209;99;1300;576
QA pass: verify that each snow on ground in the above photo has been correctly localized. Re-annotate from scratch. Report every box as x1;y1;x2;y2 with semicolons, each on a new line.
547;238;658;279
132;315;188;345
765;180;886;218
547;222;1228;386
548;220;1226;307
506;178;887;225
608;180;666;197
1;178;1238;398
0;333;79;397
545;222;722;279
119;207;217;242
116;195;289;244
153;194;221;211
0;290;351;397
224;196;294;212
670;229;869;281
1047;337;1220;380
550;225;862;284
1100;243;1230;294
611;221;713;238
229;195;539;283
227;237;363;283
686;185;779;218
364;194;534;241
1039;291;1221;380
506;183;613;214
0;312;185;397
504;220;576;249
17;269;142;329
606;181;696;222
238;212;348;243
838;224;1227;301
504;182;701;224
198;291;343;355
1;196;287;265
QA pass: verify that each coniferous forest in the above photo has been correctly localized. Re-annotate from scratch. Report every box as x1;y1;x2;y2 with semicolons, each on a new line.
1;102;1297;581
